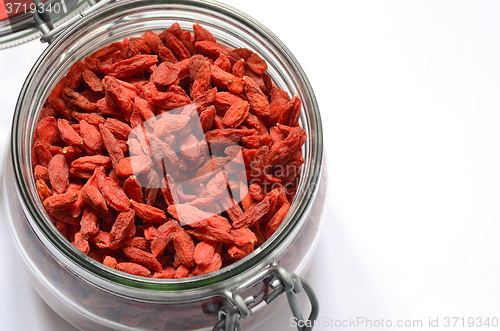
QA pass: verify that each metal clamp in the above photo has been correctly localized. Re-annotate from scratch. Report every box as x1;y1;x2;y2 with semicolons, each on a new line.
213;264;319;331
33;0;115;44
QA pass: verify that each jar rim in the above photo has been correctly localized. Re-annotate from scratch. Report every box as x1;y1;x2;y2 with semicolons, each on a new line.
11;0;323;294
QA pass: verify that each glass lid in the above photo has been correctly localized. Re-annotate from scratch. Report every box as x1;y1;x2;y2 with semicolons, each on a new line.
0;0;94;49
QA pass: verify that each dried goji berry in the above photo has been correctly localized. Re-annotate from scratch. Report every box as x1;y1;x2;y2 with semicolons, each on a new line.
146;88;192;111
55;221;68;240
130;200;168;224
173;229;195;268
133;97;156;124
219;194;244;223
194;241;216;267
63;87;98;112
160;174;179;206
80;206;100;239
123;175;144;203
99;124;124;168
214;53;231;72
189;171;228;208
123;237;151;251
36;179;52;201
153;264;176;279
249;183;265;201
48;145;63;156
187;227;233;244
104;118;132;140
200;105;216;132
243;76;270;116
144;170;160;206
67;183;85;218
164;32;191;60
174;264;191;279
151;62;180;86
127;139;144;157
193;23;216;43
232;196;270;229
73;231;90;255
167;204;215;228
246;53;268;75
95;167;130;211
153;114;190;137
205;128;256;144
150;220;178;258
190;61;211;100
278;94;302;127
193;252;222;276
181;30;197;56
143;30;162;53
123;246;162;272
80;120;103;152
127;37;151;57
65;61;83;91
91;230;121;250
33;22;307;279
223;100;250;128
263;202;290;239
210;65;244;94
241;134;272;149
227;243;254;259
148;136;180;173
34;165;50;184
115;155;155;177
104;54;159;79
110;209;136;246
43;192;78;211
81;169;108;214
83;68;104;93
58;119;83;146
35;117;59;145
231;58;245;78
71;155;112;171
103;256;118;269
195;41;227;60
230;47;253;61
229;227;257;247
179;134;200;162
116;262;151;277
158;43;178;63
103;76;134;118
33;141;52;167
268;127;306;166
48;153;69;194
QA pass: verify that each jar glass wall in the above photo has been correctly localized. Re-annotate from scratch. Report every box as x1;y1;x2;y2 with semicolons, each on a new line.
3;0;325;330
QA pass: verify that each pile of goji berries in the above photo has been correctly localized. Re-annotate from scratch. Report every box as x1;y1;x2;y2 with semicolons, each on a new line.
32;23;306;278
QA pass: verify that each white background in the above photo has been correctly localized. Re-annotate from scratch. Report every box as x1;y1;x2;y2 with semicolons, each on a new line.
1;0;500;330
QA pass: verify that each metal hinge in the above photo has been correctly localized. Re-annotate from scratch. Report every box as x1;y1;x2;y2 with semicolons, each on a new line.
33;0;115;44
212;264;319;331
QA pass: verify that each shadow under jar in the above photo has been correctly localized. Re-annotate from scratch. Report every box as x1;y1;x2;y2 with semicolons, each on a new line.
2;0;326;330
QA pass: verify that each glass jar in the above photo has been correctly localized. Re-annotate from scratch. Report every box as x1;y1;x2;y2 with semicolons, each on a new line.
2;0;326;330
